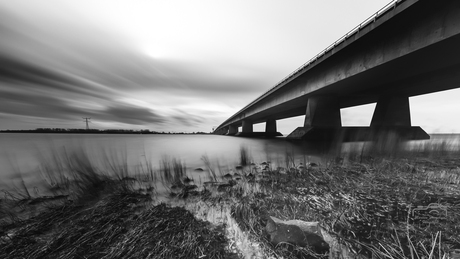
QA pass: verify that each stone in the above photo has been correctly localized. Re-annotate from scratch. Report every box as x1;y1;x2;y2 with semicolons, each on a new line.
266;216;329;253
223;173;233;180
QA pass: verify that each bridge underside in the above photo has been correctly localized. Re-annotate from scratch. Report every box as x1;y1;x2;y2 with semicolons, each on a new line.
214;0;460;141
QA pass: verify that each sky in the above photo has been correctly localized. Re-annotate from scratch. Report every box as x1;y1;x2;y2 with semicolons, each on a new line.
1;0;459;134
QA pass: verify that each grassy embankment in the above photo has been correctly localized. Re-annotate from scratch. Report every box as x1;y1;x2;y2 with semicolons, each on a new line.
1;139;460;258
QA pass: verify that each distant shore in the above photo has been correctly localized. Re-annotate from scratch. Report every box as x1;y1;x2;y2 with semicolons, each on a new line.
0;129;210;135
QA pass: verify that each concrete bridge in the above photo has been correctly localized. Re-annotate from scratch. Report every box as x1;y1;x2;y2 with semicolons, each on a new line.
213;0;460;140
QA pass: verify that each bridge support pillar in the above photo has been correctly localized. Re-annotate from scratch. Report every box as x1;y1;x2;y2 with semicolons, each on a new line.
227;125;238;135
241;120;253;133
356;95;429;141
287;96;341;140
371;96;411;127
304;96;342;128
235;119;282;137
266;119;277;133
287;95;429;141
217;127;228;135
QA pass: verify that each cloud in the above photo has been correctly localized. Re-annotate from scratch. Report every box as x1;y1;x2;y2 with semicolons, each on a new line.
0;0;281;132
104;104;164;125
169;109;206;127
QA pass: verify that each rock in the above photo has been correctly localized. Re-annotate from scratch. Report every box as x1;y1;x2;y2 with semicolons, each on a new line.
170;184;182;190
223;173;233;180
194;167;204;171
183;184;198;191
203;181;219;186
450;249;460;259
217;183;233;191
266;216;329;254
183;176;194;184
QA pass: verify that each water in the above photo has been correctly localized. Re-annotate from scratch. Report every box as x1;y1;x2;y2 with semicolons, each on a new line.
1;133;459;192
0;133;324;191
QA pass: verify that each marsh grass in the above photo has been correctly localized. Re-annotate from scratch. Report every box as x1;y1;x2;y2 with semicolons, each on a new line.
202;154;219;182
239;146;251;166
159;156;187;186
219;142;460;258
0;192;234;259
2;138;460;258
0;148;235;259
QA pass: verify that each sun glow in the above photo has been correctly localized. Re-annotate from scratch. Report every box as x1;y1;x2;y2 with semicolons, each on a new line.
143;44;167;59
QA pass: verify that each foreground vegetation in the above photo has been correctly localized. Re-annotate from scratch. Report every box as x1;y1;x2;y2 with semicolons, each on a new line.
1;140;460;258
0;154;236;259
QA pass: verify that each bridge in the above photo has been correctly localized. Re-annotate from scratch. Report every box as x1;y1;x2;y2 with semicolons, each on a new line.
213;0;460;140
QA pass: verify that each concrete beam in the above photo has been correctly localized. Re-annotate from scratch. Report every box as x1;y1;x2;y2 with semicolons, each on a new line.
371;96;411;127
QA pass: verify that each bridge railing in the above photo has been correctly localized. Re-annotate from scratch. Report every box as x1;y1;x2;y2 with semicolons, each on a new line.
216;0;406;130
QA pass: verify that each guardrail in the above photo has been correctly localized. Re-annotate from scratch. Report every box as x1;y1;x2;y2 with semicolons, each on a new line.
216;0;406;130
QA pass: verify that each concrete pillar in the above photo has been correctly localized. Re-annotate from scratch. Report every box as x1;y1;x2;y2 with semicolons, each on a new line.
228;125;238;135
304;96;341;128
371;96;411;127
216;128;227;135
242;120;253;133
266;119;277;133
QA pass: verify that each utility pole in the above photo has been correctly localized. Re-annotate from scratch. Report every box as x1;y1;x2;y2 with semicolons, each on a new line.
83;117;91;130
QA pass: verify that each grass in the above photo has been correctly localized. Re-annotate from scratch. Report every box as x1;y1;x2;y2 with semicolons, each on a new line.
1;139;460;258
220;142;460;258
0;192;235;258
0;149;235;259
239;146;251;166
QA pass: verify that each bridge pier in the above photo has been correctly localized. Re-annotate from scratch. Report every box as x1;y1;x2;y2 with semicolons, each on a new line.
227;124;238;135
216;127;228;135
371;96;411;127
287;95;429;141
266;119;277;133
235;119;282;137
242;120;253;133
287;96;342;140
362;96;429;141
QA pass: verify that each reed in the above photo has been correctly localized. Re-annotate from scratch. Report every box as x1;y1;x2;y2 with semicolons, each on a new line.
239;146;251;166
224;147;460;258
1;138;460;258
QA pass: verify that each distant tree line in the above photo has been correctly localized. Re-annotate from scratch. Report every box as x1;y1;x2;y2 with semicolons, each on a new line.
0;128;209;135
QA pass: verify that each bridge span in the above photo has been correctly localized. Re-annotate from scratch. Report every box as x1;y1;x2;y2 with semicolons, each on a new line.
213;0;460;140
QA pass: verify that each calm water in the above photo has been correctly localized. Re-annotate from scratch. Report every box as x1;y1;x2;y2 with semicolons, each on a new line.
0;133;324;190
1;133;459;192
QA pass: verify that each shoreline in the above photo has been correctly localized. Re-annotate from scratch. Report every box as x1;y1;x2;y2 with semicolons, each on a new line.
1;147;460;258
